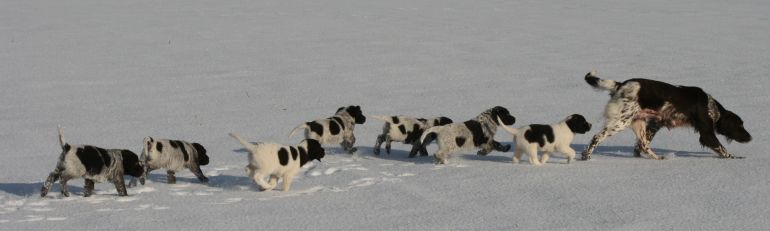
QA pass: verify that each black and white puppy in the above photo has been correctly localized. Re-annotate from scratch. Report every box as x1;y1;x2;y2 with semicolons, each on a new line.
229;133;325;192
372;115;453;157
420;106;516;164
289;105;366;153
128;137;210;187
582;71;752;160
41;128;143;197
497;114;592;165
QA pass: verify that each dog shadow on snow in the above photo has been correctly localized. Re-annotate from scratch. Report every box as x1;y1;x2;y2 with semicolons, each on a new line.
0;182;84;197
572;144;714;159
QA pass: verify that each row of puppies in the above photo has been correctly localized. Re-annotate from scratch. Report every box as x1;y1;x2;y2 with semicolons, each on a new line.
42;72;754;195
41;128;210;197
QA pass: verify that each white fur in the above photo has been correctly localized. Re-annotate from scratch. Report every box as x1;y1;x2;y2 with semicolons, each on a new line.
498;117;579;165
229;133;309;192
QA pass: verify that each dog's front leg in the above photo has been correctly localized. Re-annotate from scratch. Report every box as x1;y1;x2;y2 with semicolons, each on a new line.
477;143;493;156
374;134;385;155
634;120;662;157
342;135;357;154
581;119;631;160
166;170;176;184
631;120;661;160
699;130;738;159
83;179;95;197
59;176;71;197
41;168;62;197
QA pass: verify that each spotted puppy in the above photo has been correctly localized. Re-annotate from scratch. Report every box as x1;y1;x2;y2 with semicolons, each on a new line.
497;114;592;165
128;137;209;187
582;71;752;160
372;115;453;157
289;105;366;153
41;128;143;197
420;106;516;164
229;133;325;192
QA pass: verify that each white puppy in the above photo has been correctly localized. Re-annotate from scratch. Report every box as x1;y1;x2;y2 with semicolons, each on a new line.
497;114;592;165
229;133;325;192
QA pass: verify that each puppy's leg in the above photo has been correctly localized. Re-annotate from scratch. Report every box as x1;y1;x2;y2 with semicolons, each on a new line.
282;174;295;192
385;136;392;155
634;120;662;157
581;117;632;160
374;134;385;155
419;146;429;156
252;172;274;191
559;146;577;164
166;170;176;184
59;176;71;197
408;143;421;158
138;166;156;186
477;143;493;156
526;147;542;166
342;135;358;154
540;151;550;164
268;175;279;188
631;120;661;160
512;148;523;164
189;165;209;183
41;168;62;197
83;179;95;197
434;150;449;164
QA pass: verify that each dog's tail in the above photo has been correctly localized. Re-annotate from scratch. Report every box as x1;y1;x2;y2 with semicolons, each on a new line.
192;143;209;166
496;116;519;135
370;115;396;123
57;126;68;150
229;133;258;150
288;123;308;138
419;127;440;147
584;70;619;92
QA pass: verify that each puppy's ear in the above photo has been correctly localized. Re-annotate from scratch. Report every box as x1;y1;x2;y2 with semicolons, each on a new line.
305;139;325;161
438;117;453;125
336;106;346;113
121;150;144;177
192;143;209;166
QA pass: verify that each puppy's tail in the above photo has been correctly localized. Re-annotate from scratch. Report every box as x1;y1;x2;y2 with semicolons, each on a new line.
496;116;519;135
57;126;68;150
288;123;308;138
370;115;396;123
229;133;257;150
419;127;439;147
584;70;618;92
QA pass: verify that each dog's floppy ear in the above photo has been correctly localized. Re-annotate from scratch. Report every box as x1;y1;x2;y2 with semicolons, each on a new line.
346;105;366;124
436;117;453;126
336;106;346;113
121;150;144;177
715;109;751;143
192;143;209;166
565;114;592;134
492;106;516;126
304;139;325;161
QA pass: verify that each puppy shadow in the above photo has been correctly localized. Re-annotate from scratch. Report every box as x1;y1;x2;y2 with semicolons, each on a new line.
0;182;85;197
570;144;714;159
357;146;436;165
207;174;254;190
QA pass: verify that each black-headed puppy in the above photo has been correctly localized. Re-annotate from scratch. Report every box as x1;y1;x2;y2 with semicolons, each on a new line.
420;106;516;164
129;137;210;187
41;127;143;197
582;71;752;160
498;114;591;165
229;133;325;192
372;115;453;157
289;105;366;153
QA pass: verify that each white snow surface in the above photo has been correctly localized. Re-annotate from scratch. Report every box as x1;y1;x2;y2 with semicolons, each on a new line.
2;0;769;230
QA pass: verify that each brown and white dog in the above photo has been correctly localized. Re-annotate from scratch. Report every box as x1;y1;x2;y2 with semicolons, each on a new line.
289;105;366;153
229;133;325;192
41;127;144;197
372;115;453;157
581;71;752;160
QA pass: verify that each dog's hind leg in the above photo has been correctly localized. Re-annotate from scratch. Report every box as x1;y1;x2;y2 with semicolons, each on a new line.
540;151;550;164
282;174;295;192
83;179;95;197
59;176;71;197
252;172;274;191
189;165;209;183
41;168;62;197
166;170;176;184
434;150;449;164
374;134;385;155
634;120;662;157
631;120;661;160
385;137;393;155
113;174;128;196
512;148;523;164
525;147;542;166
342;135;358;154
268;175;279;188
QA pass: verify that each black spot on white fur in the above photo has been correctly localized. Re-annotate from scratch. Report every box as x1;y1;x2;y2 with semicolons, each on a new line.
278;148;289;166
191;143;208;166
524;125;555;148
331;116;345;130
156;142;163;152
391;116;400;124
455;137;466;147
329;119;341;135
307;121;324;136
290;147;298;160
463;120;487;146
76;146;112;176
398;125;407;134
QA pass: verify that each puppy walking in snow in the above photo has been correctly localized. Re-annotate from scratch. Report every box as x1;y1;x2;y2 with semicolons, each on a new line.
497;114;592;165
128;137;210;187
371;115;453;157
419;106;516;164
229;133;325;192
41;127;144;197
289;105;366;153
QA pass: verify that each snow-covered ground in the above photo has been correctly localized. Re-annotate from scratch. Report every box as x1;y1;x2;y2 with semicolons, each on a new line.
2;0;769;230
